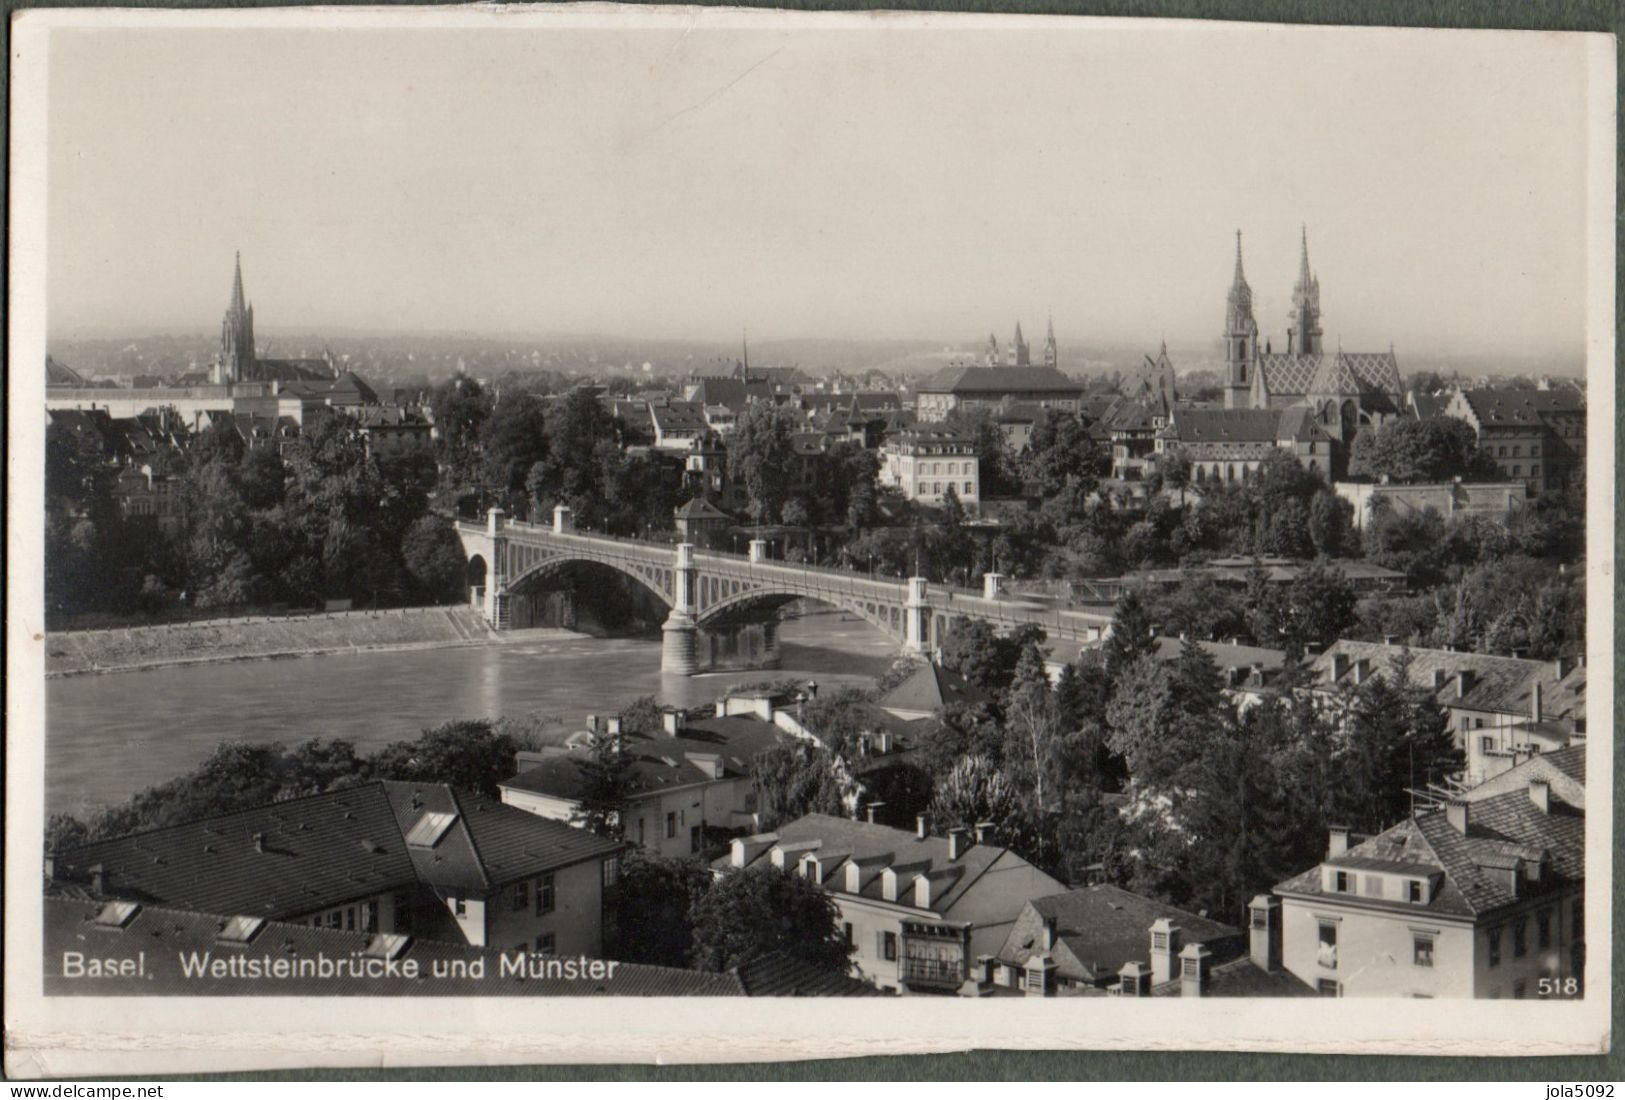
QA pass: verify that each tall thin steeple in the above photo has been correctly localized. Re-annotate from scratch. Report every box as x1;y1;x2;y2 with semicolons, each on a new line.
1224;230;1259;409
1042;311;1057;369
1288;224;1323;357
216;250;256;384
230;251;247;315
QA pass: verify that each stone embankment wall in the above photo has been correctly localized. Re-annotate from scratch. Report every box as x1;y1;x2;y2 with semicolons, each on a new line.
46;605;492;677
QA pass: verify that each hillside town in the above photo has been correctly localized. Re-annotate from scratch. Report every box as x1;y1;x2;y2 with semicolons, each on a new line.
43;236;1587;1001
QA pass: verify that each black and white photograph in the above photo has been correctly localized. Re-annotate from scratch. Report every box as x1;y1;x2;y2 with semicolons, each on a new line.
4;4;1615;1075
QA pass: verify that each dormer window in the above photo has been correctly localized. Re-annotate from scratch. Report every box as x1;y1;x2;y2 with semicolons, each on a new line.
1407;880;1424;904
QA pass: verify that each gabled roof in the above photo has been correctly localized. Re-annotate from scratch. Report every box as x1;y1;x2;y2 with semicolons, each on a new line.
1310;640;1573;719
998;884;1243;985
731;951;887;996
501;717;789;804
650;400;709;433
1165;408;1282;443
674;497;730;521
1274;405;1338;443
50;781;621;919
1459;388;1583;427
716;812;1060;917
917;366;1085;396
876;662;985;714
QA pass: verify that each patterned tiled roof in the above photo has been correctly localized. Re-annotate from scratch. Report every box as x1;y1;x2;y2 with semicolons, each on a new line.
1257;352;1401;405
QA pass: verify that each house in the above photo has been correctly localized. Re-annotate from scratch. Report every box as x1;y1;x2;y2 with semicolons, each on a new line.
500;709;789;859
47;781;625;957
992;884;1244;995
875;662;986;721
1444;387;1584;493
879;427;980;512
715;812;1066;993
1272;747;1585;998
1309;641;1585;786
673;497;731;546
649;400;710;451
914;365;1085;424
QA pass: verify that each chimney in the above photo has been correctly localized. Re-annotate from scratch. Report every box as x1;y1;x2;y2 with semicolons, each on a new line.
975;954;996;985
948;826;971;861
1149;918;1182;986
1022;954;1057;997
1445;800;1470;835
974;821;995;844
1555;655;1575;679
805;680;818;700
1331;653;1350;680
1179;942;1214;998
1384;634;1400;646
865;801;885;824
1118;961;1153;997
661;708;685;736
89;863;108;896
252;832;267;854
1248;895;1282;973
1327;825;1350;858
877;730;893;754
605;716;623;737
1530;681;1543;723
916;813;930;840
1529;779;1551;815
1456;670;1475;699
585;714;599;734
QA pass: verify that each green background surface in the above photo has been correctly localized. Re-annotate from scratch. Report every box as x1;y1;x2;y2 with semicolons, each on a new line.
4;0;1620;1082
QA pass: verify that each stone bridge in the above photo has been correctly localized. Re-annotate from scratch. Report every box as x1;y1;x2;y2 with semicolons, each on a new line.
455;506;1113;675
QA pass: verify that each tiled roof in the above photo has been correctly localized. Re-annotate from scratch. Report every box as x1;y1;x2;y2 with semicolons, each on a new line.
51;781;620;919
716;813;1062;918
998;885;1242;984
651;401;709;433
1460;388;1583;428
1310;640;1572;719
1154;955;1318;998
502;717;789;804
673;497;729;520
876;662;985;714
1275;405;1338;443
43;897;744;997
1165;408;1282;443
731;951;886;996
1257;352;1402;404
917;366;1085;396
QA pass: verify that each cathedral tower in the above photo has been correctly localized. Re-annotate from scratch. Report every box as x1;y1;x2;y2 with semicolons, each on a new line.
1042;313;1057;369
1224;231;1259;409
1007;322;1030;367
217;251;256;383
1287;226;1323;357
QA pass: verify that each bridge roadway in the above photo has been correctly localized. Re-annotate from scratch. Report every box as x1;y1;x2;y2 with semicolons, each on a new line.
455;507;1112;675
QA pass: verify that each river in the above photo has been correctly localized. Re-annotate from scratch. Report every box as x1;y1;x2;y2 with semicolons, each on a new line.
44;612;899;819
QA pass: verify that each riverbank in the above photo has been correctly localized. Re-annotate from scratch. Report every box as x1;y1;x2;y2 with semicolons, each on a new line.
45;605;501;678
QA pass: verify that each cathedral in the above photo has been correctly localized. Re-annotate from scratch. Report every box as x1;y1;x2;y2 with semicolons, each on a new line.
211;253;339;385
1148;229;1408;485
983;317;1058;369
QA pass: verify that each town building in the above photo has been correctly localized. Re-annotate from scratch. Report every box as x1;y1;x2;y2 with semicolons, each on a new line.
715;812;1066;993
48;781;625;956
992;884;1244;995
1271;747;1585;998
1444;387;1585;493
673;496;732;546
914;342;1085;424
500;708;790;859
879;427;980;512
648;399;711;452
1309;641;1585;787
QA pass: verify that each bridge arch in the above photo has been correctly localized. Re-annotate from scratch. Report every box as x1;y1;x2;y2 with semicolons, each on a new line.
694;587;907;647
505;554;676;610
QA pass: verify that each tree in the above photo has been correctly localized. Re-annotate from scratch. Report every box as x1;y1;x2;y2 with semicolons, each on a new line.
1349;416;1496;484
427;376;492;490
729;403;797;525
750;740;844;830
1103;588;1157;678
367;720;519;799
1003;642;1062;817
573;732;634;838
609;848;713;967
481;392;550;507
401;514;468;603
946;407;1019;498
1020;410;1106;524
928;754;1025;833
689;864;853;974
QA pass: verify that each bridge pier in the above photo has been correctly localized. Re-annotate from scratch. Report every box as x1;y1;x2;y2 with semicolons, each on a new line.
483;507;510;630
904;576;930;655
661;542;700;675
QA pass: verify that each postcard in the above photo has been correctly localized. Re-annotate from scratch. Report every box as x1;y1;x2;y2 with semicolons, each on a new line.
5;5;1614;1077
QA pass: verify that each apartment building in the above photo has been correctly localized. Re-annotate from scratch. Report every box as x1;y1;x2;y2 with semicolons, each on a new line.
879;427;980;512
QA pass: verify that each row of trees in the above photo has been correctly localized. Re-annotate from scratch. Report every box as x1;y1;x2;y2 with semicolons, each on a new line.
46;415;467;620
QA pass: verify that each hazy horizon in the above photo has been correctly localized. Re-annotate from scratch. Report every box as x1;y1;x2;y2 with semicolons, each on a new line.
44;16;1593;361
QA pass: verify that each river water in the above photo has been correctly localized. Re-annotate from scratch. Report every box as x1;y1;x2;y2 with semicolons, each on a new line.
44;613;898;819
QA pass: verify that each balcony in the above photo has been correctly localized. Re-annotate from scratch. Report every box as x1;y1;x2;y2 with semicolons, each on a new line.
901;956;966;989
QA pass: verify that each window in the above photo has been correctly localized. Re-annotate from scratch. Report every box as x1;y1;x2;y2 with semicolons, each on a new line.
1407;880;1424;903
393;892;414;935
881;931;898;961
1480;735;1495;754
964;481;973;494
536;932;555;954
1317;979;1342;997
603;856;620;888
452;894;467;919
362;900;379;934
537;874;556;915
666;812;677;840
1511;445;1521;457
1488;927;1502;967
1531;464;1540;477
636;817;645;846
1538;909;1552;949
1531;443;1540;456
1334;871;1351;893
1317;921;1338;969
513;880;530;911
1413;935;1435;968
842;922;854;946
1512;465;1521;476
1513;917;1528;958
1364;875;1384;898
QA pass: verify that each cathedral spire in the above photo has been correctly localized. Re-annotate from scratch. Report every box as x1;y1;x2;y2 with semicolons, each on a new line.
1295;224;1312;293
1233;229;1247;287
230;251;247;315
1289;224;1323;357
1224;230;1259;410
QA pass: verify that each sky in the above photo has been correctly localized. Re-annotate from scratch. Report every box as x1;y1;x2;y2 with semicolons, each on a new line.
41;13;1596;359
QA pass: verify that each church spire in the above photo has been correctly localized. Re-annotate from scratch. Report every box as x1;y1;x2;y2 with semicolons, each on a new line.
230;250;247;315
1042;311;1057;369
1233;229;1247;287
1289;224;1323;356
1224;230;1259;410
